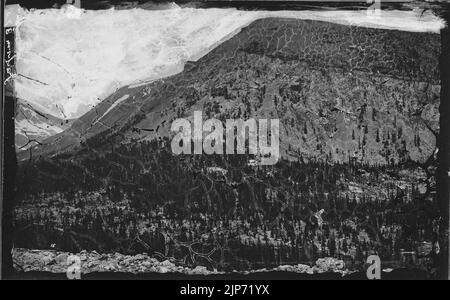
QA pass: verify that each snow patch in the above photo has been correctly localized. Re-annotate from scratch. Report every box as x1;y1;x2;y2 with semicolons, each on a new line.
94;94;130;125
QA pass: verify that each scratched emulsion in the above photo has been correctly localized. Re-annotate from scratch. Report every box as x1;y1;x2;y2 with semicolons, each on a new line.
13;18;445;275
6;4;444;150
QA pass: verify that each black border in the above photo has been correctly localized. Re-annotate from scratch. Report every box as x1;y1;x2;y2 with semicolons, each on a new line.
2;0;17;279
1;0;449;281
438;4;450;282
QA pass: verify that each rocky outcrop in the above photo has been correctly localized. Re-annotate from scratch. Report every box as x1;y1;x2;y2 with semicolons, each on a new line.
13;248;350;276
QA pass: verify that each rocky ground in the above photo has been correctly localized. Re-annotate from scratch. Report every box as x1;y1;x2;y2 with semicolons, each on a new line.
12;248;350;276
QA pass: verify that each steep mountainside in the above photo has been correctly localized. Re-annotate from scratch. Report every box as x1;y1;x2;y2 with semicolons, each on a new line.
15;100;73;150
23;18;440;166
7;4;443;123
14;18;445;272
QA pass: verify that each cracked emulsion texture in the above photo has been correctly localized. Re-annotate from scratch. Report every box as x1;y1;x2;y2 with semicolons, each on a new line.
28;18;440;166
4;5;444;148
10;11;445;275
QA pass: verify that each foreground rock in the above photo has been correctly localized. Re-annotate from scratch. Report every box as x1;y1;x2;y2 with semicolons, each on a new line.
13;248;350;276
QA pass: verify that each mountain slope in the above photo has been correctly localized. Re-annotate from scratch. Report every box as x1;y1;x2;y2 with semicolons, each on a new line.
7;4;443;123
15;100;73;150
23;18;440;166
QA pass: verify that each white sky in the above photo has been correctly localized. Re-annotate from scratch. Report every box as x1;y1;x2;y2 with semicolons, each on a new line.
5;4;446;119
